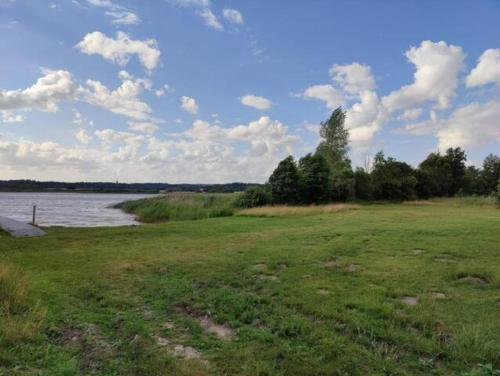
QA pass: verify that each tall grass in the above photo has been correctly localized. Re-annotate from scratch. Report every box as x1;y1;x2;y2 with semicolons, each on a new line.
0;264;45;344
116;192;240;223
237;203;360;217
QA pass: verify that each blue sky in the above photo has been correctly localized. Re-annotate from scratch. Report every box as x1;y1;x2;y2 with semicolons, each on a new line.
0;0;499;183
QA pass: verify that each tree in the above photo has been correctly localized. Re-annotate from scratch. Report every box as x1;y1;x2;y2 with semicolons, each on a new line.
316;107;349;163
417;148;466;197
462;166;483;195
268;156;300;204
315;107;354;201
354;167;373;200
236;186;271;208
371;151;417;200
481;154;500;194
298;153;331;204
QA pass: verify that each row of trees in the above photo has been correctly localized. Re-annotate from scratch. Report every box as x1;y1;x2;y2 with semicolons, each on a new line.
237;108;500;207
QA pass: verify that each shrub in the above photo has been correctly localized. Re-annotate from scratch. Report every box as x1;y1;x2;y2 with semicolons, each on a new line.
235;186;271;208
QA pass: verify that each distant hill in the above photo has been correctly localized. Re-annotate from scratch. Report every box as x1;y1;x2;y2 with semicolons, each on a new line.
0;180;260;193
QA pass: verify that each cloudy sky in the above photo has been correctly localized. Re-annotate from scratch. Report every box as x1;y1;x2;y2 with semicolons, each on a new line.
0;0;499;183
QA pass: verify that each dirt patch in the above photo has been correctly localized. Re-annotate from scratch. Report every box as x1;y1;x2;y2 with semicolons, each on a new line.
257;274;279;281
172;344;202;359
317;289;330;295
458;276;488;285
401;296;419;306
163;321;175;329
345;264;358;272
434;258;458;263
278;263;288;270
58;327;85;344
324;261;337;268
430;292;446;299
199;317;234;340
156;336;169;347
253;263;267;271
412;249;426;255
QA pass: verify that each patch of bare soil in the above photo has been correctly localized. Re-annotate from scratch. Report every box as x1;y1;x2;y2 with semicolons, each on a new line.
412;249;426;255
172;344;202;359
253;263;267;271
324;261;337;268
401;296;419;306
199;316;234;340
317;289;330;295
345;264;359;272
257;274;279;281
156;336;169;346
458;276;488;285
430;292;446;299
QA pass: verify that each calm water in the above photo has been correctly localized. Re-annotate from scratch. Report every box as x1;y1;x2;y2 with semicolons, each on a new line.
0;192;156;227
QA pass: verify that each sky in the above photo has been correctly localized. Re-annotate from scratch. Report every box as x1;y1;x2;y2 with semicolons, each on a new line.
0;0;499;183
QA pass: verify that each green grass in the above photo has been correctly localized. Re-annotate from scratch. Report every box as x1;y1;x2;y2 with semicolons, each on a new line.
115;192;239;223
0;198;499;375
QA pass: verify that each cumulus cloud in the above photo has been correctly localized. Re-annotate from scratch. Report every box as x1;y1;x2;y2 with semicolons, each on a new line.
402;101;500;151
466;48;500;87
0;69;76;112
241;94;272;110
302;84;344;110
382;40;466;111
76;31;161;71
80;71;152;120
1;111;24;123
345;91;388;150
329;62;376;95
181;96;199;114
75;129;92;144
222;8;244;25
128;121;159;135
399;108;423;121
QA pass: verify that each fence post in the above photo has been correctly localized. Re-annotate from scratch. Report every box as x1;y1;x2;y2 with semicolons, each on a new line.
32;205;36;225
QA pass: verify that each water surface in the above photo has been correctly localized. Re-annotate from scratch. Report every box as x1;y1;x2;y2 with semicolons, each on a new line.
0;192;155;227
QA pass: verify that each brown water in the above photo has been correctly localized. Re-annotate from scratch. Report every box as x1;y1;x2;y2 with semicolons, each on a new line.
0;192;156;227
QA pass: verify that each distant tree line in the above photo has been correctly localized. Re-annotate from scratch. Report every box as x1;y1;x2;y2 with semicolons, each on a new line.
237;107;500;207
0;180;256;194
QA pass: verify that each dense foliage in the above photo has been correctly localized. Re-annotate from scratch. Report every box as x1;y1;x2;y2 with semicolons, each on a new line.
241;107;500;206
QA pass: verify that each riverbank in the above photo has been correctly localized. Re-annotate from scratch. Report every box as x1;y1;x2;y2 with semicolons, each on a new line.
1;199;499;375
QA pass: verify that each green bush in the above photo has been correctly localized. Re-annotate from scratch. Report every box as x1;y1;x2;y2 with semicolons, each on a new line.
235;186;271;208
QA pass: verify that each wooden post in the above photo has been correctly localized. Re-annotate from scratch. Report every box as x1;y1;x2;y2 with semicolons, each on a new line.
32;205;36;225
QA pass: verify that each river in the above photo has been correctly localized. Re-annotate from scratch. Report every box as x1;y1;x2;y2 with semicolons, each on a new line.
0;192;156;227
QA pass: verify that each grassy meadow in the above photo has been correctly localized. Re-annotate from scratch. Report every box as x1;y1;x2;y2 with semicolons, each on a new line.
0;197;499;375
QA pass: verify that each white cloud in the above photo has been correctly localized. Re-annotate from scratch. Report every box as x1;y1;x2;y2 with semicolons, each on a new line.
169;0;223;31
241;94;272;110
401;101;500;151
155;84;171;97
382;41;466;112
128;121;159;135
76;31;160;71
75;129;92;144
181;96;199;114
0;69;76;112
1;111;24;123
222;8;244;25
399;108;422;121
329;62;375;95
466;48;500;87
197;8;223;31
345;91;388;150
80;71;152;120
303;84;344;110
86;0;141;26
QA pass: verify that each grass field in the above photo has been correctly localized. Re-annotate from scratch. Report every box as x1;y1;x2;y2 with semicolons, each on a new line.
0;199;499;375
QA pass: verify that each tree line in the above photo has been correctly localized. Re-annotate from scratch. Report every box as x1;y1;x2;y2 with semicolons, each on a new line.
237;107;500;207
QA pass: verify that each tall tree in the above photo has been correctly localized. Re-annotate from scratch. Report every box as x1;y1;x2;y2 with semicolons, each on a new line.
443;147;467;194
298;153;331;204
268;156;300;204
315;107;354;201
371;151;417;200
481;153;500;194
316;107;349;163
